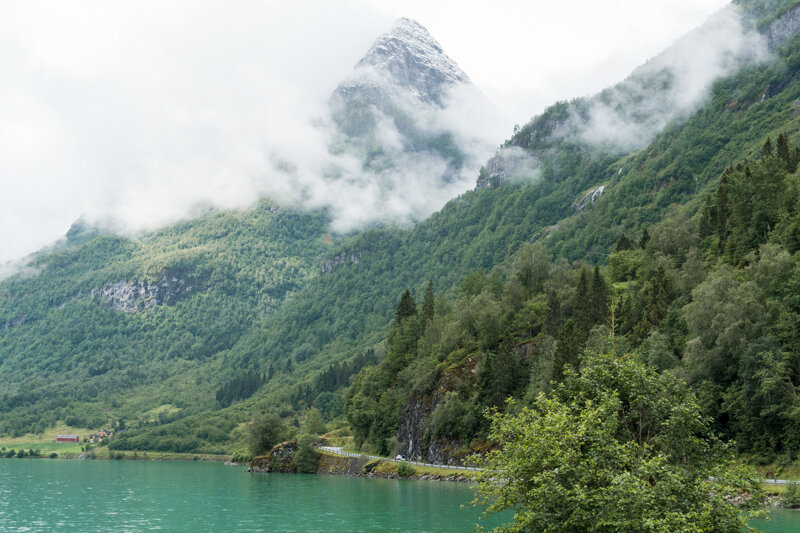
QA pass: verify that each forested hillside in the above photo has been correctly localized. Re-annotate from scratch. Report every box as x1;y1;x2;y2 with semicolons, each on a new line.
3;0;800;460
0;202;335;439
344;135;800;463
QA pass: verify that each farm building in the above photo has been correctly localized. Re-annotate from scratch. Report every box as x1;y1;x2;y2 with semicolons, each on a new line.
56;435;80;443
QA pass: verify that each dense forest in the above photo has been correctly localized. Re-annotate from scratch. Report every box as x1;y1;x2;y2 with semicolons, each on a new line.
345;135;800;463
2;0;800;465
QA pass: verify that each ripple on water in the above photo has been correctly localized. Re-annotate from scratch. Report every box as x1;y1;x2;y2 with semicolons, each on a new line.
0;460;508;532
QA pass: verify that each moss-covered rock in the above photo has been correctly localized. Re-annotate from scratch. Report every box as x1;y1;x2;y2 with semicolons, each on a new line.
247;441;298;473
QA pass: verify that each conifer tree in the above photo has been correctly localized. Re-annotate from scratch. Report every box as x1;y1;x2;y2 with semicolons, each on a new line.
552;319;586;383
615;234;634;252
421;280;435;325
573;268;591;333
590;265;609;325
638;228;650;249
777;133;793;171
395;289;417;323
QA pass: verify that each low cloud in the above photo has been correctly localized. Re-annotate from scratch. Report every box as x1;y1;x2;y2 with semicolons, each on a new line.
577;5;768;150
0;1;761;265
266;76;504;232
0;3;506;264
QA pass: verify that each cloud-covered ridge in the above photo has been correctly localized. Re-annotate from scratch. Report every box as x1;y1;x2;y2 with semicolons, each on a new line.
484;4;769;187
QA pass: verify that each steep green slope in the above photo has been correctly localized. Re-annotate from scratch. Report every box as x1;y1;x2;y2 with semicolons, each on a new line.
0;201;335;437
4;0;800;457
114;2;800;454
341;132;800;464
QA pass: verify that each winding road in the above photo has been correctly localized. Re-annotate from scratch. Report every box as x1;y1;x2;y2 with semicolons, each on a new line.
317;446;482;472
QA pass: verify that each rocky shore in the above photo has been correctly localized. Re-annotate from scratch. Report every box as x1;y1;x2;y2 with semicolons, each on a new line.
247;441;471;482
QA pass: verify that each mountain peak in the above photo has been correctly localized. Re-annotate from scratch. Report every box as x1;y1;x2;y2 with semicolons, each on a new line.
351;17;470;105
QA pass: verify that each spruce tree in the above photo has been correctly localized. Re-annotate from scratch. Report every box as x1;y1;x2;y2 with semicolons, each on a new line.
552;319;586;383
421;280;435;325
573;268;591;333
590;265;609;325
615;234;634;252
638;228;650;249
395;289;417;323
777;133;798;173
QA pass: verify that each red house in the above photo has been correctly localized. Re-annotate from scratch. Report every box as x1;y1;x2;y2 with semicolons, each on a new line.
56;435;80;443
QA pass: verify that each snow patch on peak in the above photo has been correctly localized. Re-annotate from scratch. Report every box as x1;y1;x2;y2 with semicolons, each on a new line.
351;17;470;105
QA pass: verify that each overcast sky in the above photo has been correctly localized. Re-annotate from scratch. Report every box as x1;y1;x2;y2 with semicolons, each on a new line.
0;0;730;264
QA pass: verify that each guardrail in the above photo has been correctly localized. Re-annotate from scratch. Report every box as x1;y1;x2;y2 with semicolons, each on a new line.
317;446;482;471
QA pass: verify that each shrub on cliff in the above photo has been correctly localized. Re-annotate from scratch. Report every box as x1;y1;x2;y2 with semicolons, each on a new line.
248;414;290;456
293;434;319;474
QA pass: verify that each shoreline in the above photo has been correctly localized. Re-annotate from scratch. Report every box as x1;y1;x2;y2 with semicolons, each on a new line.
247;446;474;483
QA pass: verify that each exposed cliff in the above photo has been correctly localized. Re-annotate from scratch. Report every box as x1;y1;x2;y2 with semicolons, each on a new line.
248;441;298;473
320;248;362;275
572;185;606;213
395;355;483;466
91;272;200;313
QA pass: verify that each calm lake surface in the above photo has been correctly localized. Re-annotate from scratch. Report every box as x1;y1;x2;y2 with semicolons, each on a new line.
1;459;795;532
0;459;507;532
750;508;800;532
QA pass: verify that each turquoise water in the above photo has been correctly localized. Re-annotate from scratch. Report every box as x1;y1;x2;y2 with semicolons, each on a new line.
2;459;792;532
0;459;506;532
750;508;800;532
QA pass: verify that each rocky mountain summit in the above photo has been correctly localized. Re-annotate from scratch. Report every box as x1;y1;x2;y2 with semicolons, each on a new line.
328;18;484;184
347;17;470;106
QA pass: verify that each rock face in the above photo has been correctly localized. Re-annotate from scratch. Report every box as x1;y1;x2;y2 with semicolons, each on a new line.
248;441;298;473
92;273;197;313
767;4;800;49
345;17;469;107
476;146;541;189
572;185;606;213
397;390;465;466
320;248;361;275
396;357;482;467
3;316;24;329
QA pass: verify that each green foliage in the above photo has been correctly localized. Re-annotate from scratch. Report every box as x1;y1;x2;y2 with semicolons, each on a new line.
783;482;800;508
472;353;765;533
0;201;333;442
301;408;326;436
431;392;467;440
216;371;265;408
3;3;800;464
396;461;416;477
248;413;290;456
230;450;253;464
395;289;417;323
293;434;319;474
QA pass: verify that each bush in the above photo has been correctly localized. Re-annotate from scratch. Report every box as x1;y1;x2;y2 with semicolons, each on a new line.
248;414;290;456
293;434;320;474
431;392;466;440
230;450;253;464
397;462;416;477
783;482;800;508
472;353;765;533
